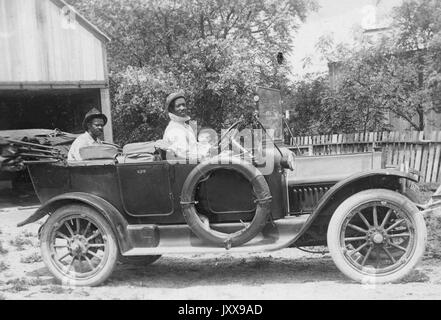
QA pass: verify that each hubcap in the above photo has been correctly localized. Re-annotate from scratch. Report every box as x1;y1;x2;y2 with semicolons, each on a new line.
372;232;384;244
68;235;89;256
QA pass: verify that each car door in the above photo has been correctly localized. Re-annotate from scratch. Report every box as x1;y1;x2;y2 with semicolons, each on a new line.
116;161;174;216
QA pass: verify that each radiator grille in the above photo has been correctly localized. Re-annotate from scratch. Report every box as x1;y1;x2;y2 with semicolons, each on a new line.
289;184;332;214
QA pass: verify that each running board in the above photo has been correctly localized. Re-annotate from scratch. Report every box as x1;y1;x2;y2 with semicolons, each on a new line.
122;215;309;256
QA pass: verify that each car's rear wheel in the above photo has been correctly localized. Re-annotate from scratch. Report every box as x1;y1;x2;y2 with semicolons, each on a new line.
40;204;118;287
327;189;426;284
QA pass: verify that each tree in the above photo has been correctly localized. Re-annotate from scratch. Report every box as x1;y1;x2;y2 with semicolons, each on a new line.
298;0;441;134
66;0;317;144
283;75;329;135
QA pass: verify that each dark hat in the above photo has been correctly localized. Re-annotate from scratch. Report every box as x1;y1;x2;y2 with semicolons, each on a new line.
165;91;185;112
82;108;108;131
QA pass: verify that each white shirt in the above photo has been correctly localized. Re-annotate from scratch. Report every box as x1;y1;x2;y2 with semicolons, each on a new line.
163;113;208;160
67;131;102;161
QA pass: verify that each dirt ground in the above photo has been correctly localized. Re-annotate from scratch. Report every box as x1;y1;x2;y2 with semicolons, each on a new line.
1;202;441;300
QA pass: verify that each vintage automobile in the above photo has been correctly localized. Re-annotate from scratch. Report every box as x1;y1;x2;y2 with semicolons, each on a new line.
15;118;436;287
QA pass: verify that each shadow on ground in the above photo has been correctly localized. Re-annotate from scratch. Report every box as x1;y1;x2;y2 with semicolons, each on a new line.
0;187;39;210
107;254;349;288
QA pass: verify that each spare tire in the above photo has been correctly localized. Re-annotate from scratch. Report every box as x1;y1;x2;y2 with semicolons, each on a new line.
180;156;272;248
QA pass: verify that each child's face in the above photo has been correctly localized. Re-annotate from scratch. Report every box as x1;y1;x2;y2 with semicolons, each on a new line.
198;132;211;144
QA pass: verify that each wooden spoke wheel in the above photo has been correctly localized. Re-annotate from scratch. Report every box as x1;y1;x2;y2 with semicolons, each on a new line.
40;204;118;287
327;189;427;284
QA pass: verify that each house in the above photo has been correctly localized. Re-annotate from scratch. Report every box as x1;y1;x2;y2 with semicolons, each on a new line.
0;0;113;141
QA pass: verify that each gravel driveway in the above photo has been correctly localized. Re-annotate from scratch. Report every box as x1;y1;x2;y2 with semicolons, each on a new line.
1;207;441;300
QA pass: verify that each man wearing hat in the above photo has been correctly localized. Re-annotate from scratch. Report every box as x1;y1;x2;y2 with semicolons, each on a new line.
163;91;210;161
67;108;107;161
163;91;211;227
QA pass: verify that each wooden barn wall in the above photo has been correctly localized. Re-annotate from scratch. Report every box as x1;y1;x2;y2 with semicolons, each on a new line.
0;0;106;83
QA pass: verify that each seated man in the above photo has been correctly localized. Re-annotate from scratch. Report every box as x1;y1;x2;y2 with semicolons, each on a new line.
162;91;211;161
163;91;212;227
68;108;107;161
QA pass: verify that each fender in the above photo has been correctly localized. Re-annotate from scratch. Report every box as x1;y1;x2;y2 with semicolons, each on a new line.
287;169;418;247
17;192;132;253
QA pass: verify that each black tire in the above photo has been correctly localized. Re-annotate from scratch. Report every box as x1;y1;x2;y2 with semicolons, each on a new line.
118;255;161;265
181;156;271;247
327;189;427;284
40;204;118;287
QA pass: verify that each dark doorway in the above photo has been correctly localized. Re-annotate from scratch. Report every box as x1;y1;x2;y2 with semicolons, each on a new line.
0;89;101;133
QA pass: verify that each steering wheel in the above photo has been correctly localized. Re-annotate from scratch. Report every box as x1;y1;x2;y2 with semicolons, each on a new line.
215;117;267;163
216;122;252;157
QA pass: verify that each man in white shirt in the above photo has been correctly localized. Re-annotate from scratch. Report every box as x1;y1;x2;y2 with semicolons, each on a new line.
163;91;212;227
67;108;107;161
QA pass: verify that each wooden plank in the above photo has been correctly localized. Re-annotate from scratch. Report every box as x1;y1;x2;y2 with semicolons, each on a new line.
425;131;436;182
380;131;387;151
359;132;365;152
395;131;403;165
386;131;394;166
327;134;332;154
409;131;418;169
420;133;429;182
390;131;396;165
398;132;406;167
320;135;324;155
348;133;354;153
338;134;343;154
414;132;424;174
404;131;412;171
331;134;337;154
433;131;441;182
390;131;397;165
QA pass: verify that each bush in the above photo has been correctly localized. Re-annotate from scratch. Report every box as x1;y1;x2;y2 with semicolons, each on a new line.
9;235;34;251
5;278;46;293
425;210;441;259
20;252;43;264
0;261;9;272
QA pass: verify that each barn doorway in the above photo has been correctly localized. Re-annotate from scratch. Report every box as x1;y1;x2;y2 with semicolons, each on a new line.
0;89;101;133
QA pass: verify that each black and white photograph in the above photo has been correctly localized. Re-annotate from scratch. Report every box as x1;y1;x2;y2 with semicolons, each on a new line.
1;0;441;302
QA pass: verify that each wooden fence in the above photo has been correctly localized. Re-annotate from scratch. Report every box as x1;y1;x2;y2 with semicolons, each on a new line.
289;131;441;183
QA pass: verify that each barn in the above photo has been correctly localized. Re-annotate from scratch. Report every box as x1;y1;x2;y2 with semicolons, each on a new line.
0;0;113;141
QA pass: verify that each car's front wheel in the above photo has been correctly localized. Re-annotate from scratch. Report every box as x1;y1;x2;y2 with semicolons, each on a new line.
40;204;118;287
327;189;426;284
